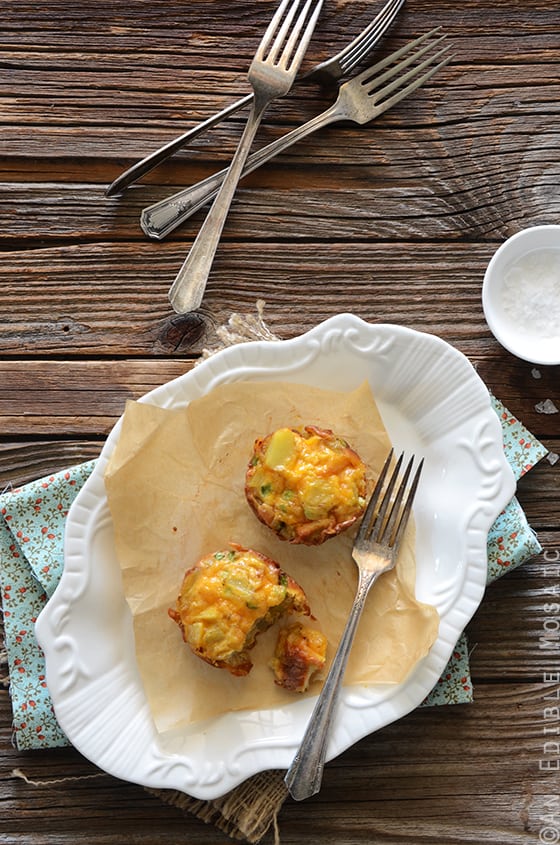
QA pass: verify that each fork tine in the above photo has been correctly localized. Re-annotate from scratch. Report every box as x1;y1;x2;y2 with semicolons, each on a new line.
282;0;324;71
360;32;447;92
275;0;312;67
381;454;414;544
338;0;405;74
369;452;404;543
357;452;423;549
356;448;394;544
353;26;441;87
257;0;299;63
391;458;424;551
262;0;323;69
369;48;452;117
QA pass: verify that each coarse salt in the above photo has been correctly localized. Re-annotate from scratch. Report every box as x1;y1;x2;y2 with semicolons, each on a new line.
501;248;560;339
535;398;559;415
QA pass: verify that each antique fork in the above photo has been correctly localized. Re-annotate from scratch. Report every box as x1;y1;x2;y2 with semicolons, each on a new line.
105;0;405;197
142;29;451;242
168;0;323;314
285;449;424;801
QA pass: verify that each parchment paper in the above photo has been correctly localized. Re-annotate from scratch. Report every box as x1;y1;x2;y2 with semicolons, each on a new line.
104;381;439;733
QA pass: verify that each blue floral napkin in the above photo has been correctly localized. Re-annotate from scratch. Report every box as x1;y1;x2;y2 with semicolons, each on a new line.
1;463;96;747
0;399;547;749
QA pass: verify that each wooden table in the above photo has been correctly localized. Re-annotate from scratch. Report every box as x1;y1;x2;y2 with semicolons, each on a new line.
1;1;559;842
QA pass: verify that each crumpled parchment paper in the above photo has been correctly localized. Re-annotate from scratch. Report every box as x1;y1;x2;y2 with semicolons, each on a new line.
104;381;439;732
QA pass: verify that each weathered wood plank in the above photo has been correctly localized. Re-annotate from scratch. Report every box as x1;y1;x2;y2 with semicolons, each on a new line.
0;441;103;487
0;180;478;243
2;91;560;233
0;351;557;437
2;242;560;356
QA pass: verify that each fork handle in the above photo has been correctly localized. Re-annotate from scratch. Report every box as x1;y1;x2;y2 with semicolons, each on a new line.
168;96;269;313
284;567;379;801
141;101;341;240
105;92;255;197
106;54;330;198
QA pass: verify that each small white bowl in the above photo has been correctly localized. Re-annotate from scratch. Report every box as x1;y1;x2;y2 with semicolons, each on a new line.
482;225;560;366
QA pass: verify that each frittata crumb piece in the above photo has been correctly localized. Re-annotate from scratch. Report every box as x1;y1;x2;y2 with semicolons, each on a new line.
271;622;327;692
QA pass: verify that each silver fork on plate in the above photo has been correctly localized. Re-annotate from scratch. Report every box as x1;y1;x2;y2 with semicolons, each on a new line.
168;0;323;315
105;0;405;197
285;449;424;801
142;29;451;242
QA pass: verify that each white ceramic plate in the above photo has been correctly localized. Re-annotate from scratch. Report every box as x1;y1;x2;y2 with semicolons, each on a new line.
36;314;515;799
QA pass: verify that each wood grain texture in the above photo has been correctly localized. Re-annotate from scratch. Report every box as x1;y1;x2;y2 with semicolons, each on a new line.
1;1;559;843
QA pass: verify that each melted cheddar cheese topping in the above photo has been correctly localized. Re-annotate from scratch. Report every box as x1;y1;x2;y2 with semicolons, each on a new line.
168;545;310;675
245;426;366;544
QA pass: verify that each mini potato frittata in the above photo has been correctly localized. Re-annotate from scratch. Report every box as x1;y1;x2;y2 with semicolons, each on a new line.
271;622;327;692
168;544;311;676
245;425;367;545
